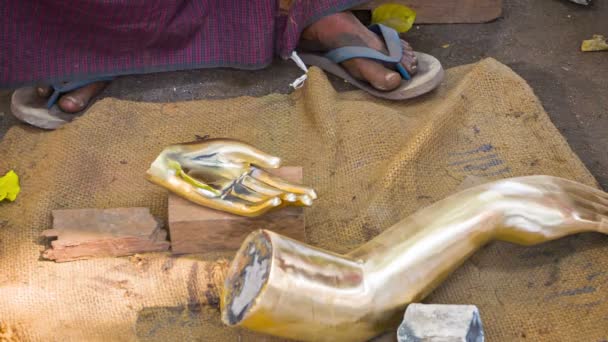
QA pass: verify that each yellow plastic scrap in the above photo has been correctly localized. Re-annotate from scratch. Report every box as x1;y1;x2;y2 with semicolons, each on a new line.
371;4;416;34
0;170;20;202
581;35;608;52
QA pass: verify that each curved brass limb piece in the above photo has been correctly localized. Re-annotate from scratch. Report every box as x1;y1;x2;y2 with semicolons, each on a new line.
220;176;608;341
145;139;317;217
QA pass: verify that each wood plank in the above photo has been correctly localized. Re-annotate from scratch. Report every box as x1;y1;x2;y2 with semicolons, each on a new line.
169;166;306;254
41;207;170;262
355;0;503;24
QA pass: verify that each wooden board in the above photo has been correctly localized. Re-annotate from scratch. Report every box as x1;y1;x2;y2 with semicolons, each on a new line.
41;207;170;262
168;166;306;254
355;0;503;24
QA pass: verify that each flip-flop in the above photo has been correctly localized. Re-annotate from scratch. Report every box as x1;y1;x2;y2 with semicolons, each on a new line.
298;24;444;100
11;77;113;130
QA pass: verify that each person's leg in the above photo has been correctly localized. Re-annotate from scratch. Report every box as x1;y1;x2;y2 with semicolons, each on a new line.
27;12;417;112
301;12;417;91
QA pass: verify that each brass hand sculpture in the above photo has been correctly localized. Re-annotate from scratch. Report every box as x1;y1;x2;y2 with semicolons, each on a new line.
220;176;608;341
146;139;317;217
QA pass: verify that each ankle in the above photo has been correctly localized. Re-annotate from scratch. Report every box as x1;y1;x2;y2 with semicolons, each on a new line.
302;12;355;41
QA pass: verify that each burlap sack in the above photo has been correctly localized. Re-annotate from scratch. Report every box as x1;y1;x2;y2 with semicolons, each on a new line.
0;59;606;341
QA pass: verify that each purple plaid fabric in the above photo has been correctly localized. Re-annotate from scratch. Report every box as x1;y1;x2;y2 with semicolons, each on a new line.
1;0;367;88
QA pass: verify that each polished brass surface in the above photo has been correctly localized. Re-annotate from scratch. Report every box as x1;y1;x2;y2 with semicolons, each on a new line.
221;176;608;341
146;139;317;217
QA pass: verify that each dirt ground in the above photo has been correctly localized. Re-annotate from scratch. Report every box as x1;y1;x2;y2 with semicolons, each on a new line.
0;0;606;187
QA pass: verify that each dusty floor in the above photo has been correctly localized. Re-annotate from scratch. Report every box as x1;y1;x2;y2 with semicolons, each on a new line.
1;0;606;185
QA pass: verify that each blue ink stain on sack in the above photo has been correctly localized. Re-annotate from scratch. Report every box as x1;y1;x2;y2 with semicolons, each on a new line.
448;143;510;177
463;159;503;172
449;154;498;166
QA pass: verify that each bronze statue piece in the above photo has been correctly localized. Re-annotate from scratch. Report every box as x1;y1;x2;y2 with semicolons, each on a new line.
220;176;608;341
146;139;317;217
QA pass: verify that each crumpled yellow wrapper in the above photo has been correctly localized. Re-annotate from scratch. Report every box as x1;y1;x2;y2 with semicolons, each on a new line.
581;35;608;52
371;4;417;33
0;170;20;202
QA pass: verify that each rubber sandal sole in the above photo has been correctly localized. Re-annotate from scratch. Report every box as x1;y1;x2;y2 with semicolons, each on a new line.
299;51;444;100
11;87;76;130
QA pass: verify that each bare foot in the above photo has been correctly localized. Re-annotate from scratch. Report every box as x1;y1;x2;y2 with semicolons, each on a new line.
36;81;109;113
301;12;417;91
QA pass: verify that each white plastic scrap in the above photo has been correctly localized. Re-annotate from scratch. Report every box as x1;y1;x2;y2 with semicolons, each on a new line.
289;51;309;90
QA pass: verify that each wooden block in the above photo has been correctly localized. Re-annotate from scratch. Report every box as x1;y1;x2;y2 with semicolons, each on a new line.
168;166;306;254
355;0;503;24
41;207;170;262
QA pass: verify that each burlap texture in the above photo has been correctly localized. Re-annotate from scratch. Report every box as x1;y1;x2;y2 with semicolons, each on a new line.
0;58;606;341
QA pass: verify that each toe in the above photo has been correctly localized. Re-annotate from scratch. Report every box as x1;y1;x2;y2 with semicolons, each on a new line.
343;58;402;91
36;86;52;98
57;81;109;113
400;40;418;76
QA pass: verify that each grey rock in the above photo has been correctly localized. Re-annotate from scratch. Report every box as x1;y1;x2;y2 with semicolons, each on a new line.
397;304;484;342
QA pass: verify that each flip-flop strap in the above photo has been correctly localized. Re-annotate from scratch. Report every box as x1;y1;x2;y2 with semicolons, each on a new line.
323;24;410;80
46;76;114;109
